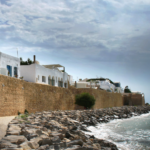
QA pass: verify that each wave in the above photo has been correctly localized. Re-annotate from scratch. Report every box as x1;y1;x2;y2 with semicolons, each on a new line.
84;112;150;150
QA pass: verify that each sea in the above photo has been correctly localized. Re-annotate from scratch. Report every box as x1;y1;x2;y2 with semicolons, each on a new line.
84;112;150;150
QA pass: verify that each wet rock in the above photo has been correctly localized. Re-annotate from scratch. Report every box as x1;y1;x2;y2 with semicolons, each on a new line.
67;139;84;147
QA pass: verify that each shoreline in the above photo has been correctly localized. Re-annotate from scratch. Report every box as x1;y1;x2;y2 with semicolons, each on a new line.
84;111;150;150
0;106;150;150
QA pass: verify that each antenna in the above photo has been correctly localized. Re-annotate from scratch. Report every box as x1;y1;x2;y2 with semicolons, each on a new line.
16;48;18;57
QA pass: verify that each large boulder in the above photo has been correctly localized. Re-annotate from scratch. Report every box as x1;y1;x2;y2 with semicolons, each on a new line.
2;136;28;145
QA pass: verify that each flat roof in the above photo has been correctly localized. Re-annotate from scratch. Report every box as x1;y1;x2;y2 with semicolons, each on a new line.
43;64;64;69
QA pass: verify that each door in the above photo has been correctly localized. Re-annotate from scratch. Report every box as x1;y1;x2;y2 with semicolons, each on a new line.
7;65;12;77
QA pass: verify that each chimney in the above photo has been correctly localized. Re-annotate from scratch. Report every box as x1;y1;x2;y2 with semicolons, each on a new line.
33;55;36;63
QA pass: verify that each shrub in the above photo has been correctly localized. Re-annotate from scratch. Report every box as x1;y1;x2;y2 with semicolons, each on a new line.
18;111;21;115
75;92;96;109
20;114;28;120
124;86;131;93
24;109;29;114
124;89;131;93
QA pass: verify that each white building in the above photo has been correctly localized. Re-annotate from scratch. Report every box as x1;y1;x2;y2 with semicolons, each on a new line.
20;57;70;88
0;52;20;78
77;78;124;93
113;82;124;93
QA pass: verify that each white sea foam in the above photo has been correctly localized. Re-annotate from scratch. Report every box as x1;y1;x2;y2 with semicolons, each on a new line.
84;112;150;150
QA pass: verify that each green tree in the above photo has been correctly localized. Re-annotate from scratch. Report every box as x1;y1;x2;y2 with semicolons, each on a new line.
124;86;131;93
75;92;96;109
20;57;33;65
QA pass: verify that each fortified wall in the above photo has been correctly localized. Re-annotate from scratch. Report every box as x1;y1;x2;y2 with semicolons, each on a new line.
122;93;145;106
0;74;123;117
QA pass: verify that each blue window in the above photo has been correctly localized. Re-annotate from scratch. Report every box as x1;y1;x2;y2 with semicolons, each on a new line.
7;65;12;77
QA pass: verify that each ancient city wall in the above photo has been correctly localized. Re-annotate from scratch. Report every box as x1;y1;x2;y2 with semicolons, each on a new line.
122;93;145;106
0;74;123;117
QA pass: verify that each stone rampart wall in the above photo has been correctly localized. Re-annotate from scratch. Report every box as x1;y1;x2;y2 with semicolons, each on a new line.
122;93;145;106
0;74;123;117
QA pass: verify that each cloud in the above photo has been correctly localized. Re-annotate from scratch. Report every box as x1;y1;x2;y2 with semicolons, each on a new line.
0;0;150;63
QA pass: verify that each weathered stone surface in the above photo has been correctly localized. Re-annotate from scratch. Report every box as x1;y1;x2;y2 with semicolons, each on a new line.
40;135;52;145
2;106;150;150
51;132;64;140
1;148;23;150
2;136;27;145
37;144;50;150
30;137;42;145
67;140;84;147
19;142;31;150
0;140;13;149
51;136;61;144
28;141;39;149
7;125;21;136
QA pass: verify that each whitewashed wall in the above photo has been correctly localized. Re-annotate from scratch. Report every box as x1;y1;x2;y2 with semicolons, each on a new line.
77;82;90;88
0;52;20;77
68;75;74;85
35;64;68;87
20;64;36;82
20;63;69;87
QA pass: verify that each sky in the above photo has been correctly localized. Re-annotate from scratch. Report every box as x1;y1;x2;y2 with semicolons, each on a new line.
0;0;150;103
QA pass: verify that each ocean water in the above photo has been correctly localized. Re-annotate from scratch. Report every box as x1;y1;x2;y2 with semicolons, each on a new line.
84;113;150;150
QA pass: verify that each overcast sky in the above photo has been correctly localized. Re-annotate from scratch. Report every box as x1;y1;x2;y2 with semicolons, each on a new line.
0;0;150;103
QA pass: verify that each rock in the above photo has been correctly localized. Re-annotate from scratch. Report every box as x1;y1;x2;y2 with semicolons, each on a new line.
51;132;64;140
80;126;90;132
37;144;50;150
93;143;101;149
3;107;150;150
1;148;23;150
40;135;52;145
35;130;43;136
30;137;43;145
67;139;84;147
94;139;118;150
51;136;61;144
19;142;31;150
2;136;28;145
28;141;39;149
63;138;71;143
0;140;14;149
25;133;38;140
7;125;21;136
66;131;75;139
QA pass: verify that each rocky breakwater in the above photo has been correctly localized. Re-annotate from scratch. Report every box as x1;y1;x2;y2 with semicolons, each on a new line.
0;106;150;150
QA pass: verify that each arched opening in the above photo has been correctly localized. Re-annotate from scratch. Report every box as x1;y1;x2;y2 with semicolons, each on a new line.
64;80;67;88
60;78;63;87
48;75;51;85
52;76;55;86
58;78;63;87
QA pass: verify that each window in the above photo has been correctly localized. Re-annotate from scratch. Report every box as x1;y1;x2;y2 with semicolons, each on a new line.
14;67;18;78
42;76;46;82
114;83;120;87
